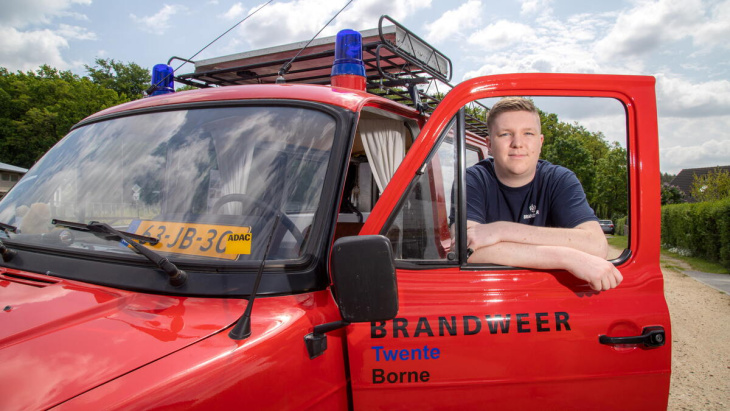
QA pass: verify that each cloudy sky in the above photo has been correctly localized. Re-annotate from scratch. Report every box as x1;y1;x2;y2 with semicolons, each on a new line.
1;0;728;174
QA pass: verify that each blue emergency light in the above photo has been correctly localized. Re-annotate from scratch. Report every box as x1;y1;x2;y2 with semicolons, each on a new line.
150;64;174;96
331;29;365;78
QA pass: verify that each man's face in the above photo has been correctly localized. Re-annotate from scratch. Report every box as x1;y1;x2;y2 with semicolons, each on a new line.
487;110;544;186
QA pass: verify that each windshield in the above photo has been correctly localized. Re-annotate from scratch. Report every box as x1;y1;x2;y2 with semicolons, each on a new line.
0;105;337;263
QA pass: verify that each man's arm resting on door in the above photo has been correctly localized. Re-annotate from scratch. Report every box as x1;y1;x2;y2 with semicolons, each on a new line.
466;220;608;259
467;241;623;291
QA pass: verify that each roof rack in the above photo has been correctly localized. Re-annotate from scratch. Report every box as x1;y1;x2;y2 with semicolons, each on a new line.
171;15;488;138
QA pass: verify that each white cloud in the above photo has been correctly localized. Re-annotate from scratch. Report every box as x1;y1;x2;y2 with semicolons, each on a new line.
660;137;730;173
0;0;92;28
520;0;552;15
424;0;482;44
591;0;730;61
223;0;431;50
467;20;537;51
0;0;96;71
0;26;69;71
221;2;247;20
693;0;730;50
57;24;96;41
130;4;187;35
656;74;730;117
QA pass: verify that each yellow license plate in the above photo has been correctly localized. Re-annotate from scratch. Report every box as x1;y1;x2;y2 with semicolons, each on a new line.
129;220;252;260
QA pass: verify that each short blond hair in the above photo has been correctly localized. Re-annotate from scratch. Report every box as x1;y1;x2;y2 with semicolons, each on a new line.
486;97;540;134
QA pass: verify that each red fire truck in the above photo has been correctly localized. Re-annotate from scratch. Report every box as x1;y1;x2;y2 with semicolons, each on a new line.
0;16;669;410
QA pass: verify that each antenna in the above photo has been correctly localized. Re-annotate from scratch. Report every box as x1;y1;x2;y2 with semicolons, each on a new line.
146;0;275;95
276;0;354;83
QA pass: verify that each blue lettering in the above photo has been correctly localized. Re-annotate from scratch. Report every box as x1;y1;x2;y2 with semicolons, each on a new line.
371;345;442;361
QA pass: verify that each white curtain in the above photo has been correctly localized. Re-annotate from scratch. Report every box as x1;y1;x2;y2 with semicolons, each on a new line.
359;119;407;192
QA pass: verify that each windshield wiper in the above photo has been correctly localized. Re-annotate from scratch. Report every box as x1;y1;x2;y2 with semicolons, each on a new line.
0;222;17;233
51;219;187;286
51;219;158;245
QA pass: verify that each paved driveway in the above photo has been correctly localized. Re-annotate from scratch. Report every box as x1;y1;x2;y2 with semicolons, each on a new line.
684;270;730;294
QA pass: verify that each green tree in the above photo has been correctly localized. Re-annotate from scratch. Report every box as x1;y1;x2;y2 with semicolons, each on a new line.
0;65;125;168
661;183;685;205
660;172;676;184
593;142;628;218
85;58;150;100
690;168;730;202
542;134;596;199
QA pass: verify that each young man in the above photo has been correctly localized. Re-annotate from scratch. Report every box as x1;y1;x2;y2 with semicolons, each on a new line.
466;97;622;291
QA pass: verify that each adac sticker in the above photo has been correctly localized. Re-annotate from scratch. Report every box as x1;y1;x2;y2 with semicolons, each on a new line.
225;232;253;255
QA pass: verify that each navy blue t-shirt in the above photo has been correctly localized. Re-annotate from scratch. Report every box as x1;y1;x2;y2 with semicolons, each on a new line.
466;159;597;228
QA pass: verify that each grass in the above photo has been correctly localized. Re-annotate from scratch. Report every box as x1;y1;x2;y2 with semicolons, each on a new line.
660;248;729;274
606;235;628;250
608;234;729;274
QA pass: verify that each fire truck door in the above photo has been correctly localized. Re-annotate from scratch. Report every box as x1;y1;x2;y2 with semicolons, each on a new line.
345;74;671;410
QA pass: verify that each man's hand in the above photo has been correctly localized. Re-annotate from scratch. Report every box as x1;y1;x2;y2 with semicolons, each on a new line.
564;252;623;291
466;221;507;250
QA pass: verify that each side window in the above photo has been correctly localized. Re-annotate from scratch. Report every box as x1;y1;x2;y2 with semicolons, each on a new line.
383;120;457;262
464;96;629;263
466;145;481;167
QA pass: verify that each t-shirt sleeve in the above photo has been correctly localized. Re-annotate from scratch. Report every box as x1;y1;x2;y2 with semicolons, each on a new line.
550;169;597;228
465;166;488;224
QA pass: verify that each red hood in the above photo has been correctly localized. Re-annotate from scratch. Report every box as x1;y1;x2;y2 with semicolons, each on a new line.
0;268;247;410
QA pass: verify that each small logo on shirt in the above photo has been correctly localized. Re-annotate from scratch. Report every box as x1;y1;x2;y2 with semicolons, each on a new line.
523;204;540;220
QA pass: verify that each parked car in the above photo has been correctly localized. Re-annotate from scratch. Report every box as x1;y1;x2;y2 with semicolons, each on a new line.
599;219;615;235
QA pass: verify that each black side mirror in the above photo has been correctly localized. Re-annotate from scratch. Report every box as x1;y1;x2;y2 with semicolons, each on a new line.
304;235;398;359
331;235;398;322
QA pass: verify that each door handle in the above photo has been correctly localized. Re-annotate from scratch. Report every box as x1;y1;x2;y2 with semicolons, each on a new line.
599;326;665;348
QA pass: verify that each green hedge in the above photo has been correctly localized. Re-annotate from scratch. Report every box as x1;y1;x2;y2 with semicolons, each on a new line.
614;216;628;236
661;198;730;269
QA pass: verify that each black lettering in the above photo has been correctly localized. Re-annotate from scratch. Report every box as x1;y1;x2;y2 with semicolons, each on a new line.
142;225;153;237
536;312;550;332
156;225;166;238
371;321;387;338
485;315;511;334
555;312;571;331
179;228;197;249
463;315;482;335
373;369;430;384
243;233;252;241
516;313;530;333
373;369;384;383
438;316;457;336
166;227;184;247
414;317;434;337
200;229;217;252
216;230;233;253
393;318;409;338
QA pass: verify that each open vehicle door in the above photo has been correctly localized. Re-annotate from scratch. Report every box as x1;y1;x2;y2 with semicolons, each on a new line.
344;73;671;410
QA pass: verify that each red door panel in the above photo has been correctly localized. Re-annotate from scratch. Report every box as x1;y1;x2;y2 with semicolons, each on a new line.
349;74;670;410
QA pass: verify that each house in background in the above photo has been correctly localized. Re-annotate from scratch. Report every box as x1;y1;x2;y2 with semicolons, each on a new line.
0;162;28;200
670;165;730;202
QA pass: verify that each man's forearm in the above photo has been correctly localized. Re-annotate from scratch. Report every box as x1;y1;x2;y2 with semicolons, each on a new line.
468;220;608;258
468;242;622;291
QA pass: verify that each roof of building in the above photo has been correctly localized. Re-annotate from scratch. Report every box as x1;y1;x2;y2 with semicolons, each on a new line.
669;165;730;200
0;162;28;173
